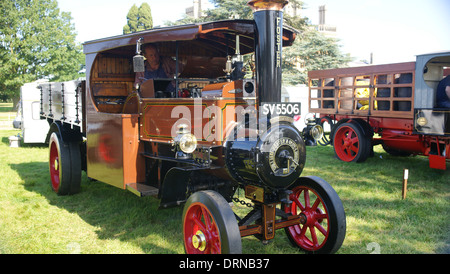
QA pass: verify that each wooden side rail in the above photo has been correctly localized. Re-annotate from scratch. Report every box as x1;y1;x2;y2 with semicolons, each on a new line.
308;62;416;119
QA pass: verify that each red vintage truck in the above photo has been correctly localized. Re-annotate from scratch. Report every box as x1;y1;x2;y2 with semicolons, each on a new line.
307;52;450;170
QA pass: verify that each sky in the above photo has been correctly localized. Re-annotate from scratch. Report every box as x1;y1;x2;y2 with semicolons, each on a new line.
301;0;450;64
57;0;450;65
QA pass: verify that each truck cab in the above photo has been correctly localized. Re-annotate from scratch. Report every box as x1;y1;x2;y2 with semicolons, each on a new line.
413;51;450;136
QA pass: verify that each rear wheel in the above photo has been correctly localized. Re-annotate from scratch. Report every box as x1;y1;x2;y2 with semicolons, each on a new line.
333;122;370;162
283;176;346;254
183;190;242;254
49;132;81;195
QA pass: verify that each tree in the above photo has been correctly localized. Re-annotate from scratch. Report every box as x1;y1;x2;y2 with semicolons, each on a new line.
283;28;352;85
123;4;139;34
283;0;308;32
206;0;252;20
123;3;153;34
277;0;351;85
0;0;84;103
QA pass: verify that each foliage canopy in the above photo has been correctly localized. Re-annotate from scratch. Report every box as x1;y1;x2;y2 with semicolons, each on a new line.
0;0;84;102
123;3;153;34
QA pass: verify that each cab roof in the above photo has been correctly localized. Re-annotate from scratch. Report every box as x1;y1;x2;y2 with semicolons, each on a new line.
83;19;297;57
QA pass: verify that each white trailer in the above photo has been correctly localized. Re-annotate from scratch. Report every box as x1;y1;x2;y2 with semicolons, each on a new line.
14;81;50;143
14;79;84;144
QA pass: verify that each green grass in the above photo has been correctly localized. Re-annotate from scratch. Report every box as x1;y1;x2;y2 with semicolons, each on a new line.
0;128;449;254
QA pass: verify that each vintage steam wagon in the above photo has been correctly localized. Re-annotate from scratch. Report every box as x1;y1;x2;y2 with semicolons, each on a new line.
39;0;346;254
307;51;450;170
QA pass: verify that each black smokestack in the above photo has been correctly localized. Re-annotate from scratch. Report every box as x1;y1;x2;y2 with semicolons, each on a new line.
248;0;288;104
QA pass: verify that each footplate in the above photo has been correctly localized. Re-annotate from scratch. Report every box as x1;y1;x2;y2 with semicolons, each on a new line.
126;183;159;197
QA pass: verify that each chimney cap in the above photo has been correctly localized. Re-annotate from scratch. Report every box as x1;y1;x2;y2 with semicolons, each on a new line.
247;0;289;12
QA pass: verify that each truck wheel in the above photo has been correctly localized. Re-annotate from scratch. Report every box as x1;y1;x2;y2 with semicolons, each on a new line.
49;132;81;195
282;176;346;254
183;190;242;254
318;116;334;146
333;122;370;162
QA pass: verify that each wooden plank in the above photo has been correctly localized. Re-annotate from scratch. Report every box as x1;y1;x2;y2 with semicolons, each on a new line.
95;73;134;82
92;83;128;96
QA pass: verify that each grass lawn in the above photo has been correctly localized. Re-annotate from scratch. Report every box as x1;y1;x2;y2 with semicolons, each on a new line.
0;125;448;254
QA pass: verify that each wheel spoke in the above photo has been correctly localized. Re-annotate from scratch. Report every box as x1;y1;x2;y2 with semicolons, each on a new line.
303;189;310;208
299;224;308;238
291;192;305;211
350;136;358;145
309;225;318;247
209;229;221;254
316;213;328;220
314;221;328;236
349;144;359;154
311;197;321;211
201;206;212;230
192;210;207;232
343;147;351;157
210;239;221;254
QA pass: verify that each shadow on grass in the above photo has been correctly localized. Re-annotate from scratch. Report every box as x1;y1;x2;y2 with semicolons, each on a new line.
9;161;184;254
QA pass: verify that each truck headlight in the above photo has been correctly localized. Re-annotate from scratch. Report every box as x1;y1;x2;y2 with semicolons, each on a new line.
310;125;324;141
179;133;197;154
416;116;428;126
173;123;198;154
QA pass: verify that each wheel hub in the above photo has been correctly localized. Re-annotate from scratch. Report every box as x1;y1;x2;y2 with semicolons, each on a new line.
302;208;324;226
192;230;206;251
343;137;351;148
54;158;59;171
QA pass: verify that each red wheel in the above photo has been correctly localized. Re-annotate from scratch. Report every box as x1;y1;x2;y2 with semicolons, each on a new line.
283;176;346;254
333;122;369;162
50;133;64;193
49;132;81;195
183;190;241;254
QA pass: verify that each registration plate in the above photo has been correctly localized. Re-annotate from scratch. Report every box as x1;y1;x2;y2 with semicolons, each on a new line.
261;102;301;117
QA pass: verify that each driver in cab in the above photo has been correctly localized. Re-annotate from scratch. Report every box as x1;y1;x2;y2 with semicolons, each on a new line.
436;75;450;108
134;44;184;94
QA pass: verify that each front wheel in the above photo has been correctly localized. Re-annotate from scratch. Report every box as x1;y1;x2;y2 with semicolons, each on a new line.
282;176;346;254
182;190;242;254
318;116;334;146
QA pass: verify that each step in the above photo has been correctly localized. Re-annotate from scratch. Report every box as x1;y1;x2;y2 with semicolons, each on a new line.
126;183;159;197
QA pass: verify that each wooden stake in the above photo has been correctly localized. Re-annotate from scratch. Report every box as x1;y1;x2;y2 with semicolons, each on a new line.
402;169;409;200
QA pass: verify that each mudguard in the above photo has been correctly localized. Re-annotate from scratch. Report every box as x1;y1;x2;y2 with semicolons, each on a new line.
159;167;191;209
